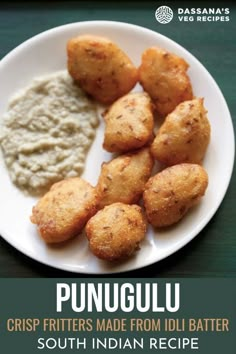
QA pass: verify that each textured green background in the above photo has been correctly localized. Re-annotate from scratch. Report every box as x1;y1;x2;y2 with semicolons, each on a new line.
0;1;235;277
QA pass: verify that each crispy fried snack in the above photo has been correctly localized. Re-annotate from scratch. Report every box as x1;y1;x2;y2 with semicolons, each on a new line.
138;47;193;116
103;92;154;153
67;35;138;104
143;164;208;227
151;98;211;165
86;202;146;261
96;147;154;208
30;177;99;243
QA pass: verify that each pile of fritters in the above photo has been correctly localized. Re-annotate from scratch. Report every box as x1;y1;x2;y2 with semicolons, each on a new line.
31;35;211;262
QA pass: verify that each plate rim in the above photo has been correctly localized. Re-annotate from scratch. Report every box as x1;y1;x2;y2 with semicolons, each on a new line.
0;20;234;274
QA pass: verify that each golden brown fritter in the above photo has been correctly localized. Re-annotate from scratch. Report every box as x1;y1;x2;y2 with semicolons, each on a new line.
138;47;193;116
96;147;154;209
30;177;99;243
103;92;154;153
151;98;211;165
86;202;147;261
143;164;208;227
67;35;138;104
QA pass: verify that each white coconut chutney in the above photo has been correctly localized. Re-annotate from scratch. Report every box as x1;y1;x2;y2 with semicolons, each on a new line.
0;71;99;194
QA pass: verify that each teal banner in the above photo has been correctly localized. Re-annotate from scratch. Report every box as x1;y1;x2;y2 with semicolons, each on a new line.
0;279;235;353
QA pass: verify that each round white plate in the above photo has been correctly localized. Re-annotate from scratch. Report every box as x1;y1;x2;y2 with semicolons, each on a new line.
0;21;234;274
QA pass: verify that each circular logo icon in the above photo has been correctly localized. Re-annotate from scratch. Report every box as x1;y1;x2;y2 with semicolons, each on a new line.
155;6;174;24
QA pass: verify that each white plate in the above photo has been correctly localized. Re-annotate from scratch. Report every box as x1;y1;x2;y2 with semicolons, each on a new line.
0;21;234;274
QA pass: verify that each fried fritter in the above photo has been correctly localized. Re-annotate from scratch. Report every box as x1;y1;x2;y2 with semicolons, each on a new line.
103;92;154;153
143;164;208;227
86;202;146;261
67;35;138;104
138;47;193;116
96;147;154;209
151;98;211;165
30;177;99;243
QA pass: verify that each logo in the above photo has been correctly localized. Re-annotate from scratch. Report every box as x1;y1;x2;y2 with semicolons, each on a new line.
155;6;174;24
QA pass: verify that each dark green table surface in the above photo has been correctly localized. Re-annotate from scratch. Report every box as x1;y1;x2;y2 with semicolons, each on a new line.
0;1;235;277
